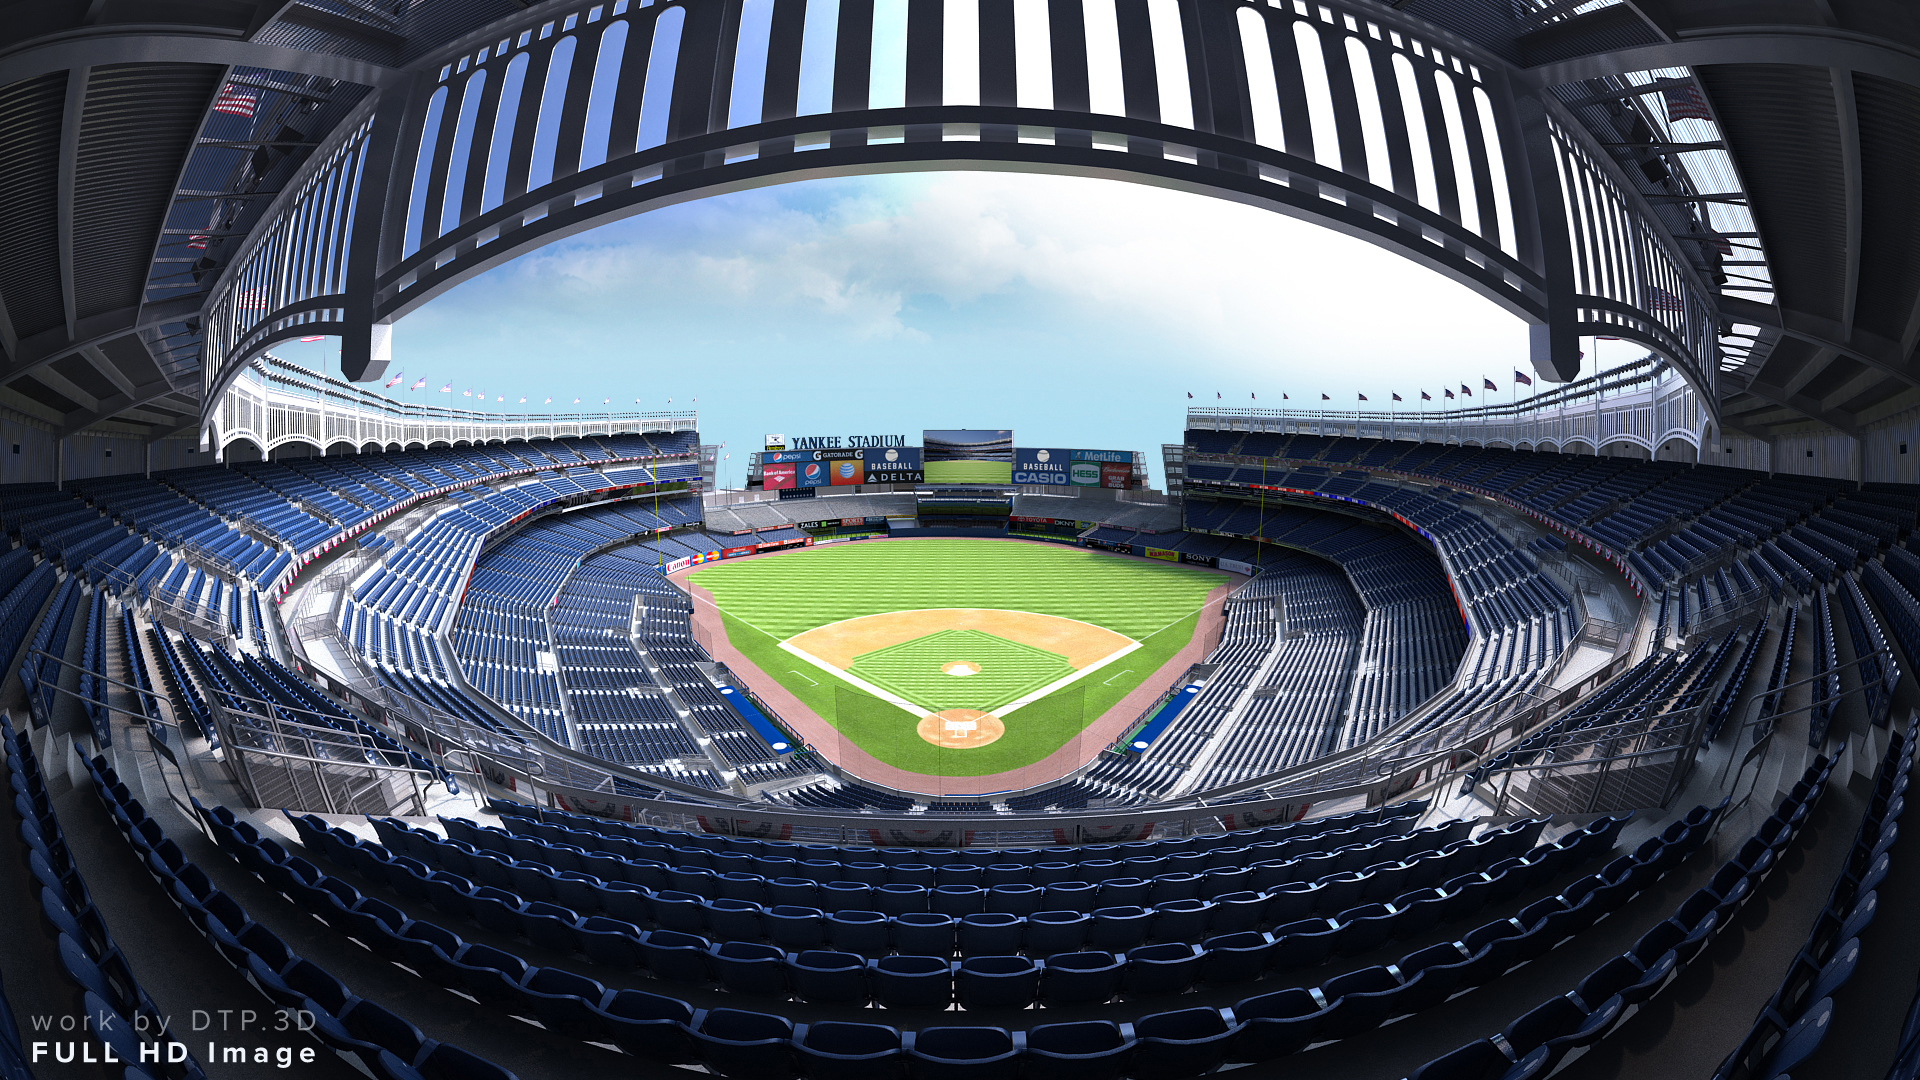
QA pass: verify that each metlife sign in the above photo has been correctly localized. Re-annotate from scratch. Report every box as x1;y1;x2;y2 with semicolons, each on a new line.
1012;447;1071;485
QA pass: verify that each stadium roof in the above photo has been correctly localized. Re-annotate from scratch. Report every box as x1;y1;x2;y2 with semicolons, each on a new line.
0;0;1913;441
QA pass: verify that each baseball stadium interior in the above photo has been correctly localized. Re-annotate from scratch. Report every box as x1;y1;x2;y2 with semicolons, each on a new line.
2;1;1920;1079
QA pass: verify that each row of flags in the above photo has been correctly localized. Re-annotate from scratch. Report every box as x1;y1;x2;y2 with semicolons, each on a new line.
1190;371;1538;404
370;368;691;408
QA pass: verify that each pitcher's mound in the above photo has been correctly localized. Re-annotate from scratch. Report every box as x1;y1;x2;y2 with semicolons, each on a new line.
917;708;1005;748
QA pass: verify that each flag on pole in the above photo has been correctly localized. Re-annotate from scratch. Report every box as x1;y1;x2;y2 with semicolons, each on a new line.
384;371;402;388
603;398;610;405
1421;391;1431;401
213;84;257;117
1357;393;1368;402
519;396;526;403
1251;392;1256;400
439;383;451;392
410;378;425;390
1445;389;1455;399
1320;393;1329;401
544;397;551;404
1282;394;1288;400
496;395;503;401
1662;85;1713;123
187;234;210;250
1461;383;1472;397
461;389;472;397
573;398;580;404
1705;234;1734;256
1483;377;1497;391
1513;370;1533;386
1392;393;1402;402
299;335;324;342
1216;393;1221;400
1186;392;1192;399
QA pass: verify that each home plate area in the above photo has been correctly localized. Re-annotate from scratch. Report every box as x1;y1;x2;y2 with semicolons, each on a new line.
781;609;1138;749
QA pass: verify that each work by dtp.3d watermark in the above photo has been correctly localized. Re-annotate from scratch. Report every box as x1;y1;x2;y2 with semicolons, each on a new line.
29;1007;323;1069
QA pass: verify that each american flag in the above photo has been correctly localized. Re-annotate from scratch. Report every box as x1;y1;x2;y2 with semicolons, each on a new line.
1320;393;1330;401
235;288;266;310
410;378;426;390
213;84;257;118
1357;394;1368;402
299;335;324;342
1705;234;1734;257
1460;383;1472;397
1661;85;1712;123
384;372;403;388
439;382;452;392
187;234;210;250
1392;393;1402;402
1513;370;1533;387
1648;285;1686;312
1421;391;1431;401
1445;388;1455;399
1483;377;1498;391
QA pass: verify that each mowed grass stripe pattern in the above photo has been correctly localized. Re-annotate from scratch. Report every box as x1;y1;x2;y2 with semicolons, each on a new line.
689;539;1227;778
849;629;1074;712
690;538;1223;641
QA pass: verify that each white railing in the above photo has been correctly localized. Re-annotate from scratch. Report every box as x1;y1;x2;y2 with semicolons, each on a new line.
1187;359;1709;457
214;355;697;457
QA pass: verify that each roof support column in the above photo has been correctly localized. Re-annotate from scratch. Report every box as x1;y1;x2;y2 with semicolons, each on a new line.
340;86;411;384
1512;94;1581;383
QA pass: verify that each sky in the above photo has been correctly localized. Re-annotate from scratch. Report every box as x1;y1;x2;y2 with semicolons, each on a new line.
285;170;1648;489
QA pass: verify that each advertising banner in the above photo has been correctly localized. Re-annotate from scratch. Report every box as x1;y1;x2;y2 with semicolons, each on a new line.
722;546;756;559
1072;448;1133;463
1068;460;1102;486
665;556;692;573
1012;447;1071;485
861;446;924;484
796;460;832;488
762;450;815;464
1180;552;1217;566
1100;462;1133;489
829;456;865;485
761;462;797;490
763;434;786;451
1219;558;1255;575
1144;547;1180;562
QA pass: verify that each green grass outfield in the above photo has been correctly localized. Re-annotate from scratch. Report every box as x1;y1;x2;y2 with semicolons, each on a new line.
688;538;1226;777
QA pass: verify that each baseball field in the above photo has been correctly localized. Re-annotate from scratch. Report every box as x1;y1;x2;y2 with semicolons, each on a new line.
686;538;1228;777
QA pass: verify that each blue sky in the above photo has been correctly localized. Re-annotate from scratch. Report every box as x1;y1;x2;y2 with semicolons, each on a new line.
286;171;1646;489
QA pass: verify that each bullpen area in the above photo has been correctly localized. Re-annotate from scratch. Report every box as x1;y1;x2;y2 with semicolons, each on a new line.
683;538;1231;782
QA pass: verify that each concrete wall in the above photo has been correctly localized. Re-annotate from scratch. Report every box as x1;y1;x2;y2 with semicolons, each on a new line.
1862;412;1920;485
1772;431;1862;482
0;413;55;486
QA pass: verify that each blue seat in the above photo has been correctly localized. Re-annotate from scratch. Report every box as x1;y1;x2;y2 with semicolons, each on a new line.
1574;952;1676;1012
827;910;890;957
893;912;957;957
870;954;952;1009
639;929;711;984
1207;891;1266;934
520;901;582;955
1025;910;1090;955
1229;987;1326;1062
576;916;643;970
515;966;609;1038
821;881;873;914
1131;1008;1241;1080
447;944;528;1009
907;1026;1018;1080
955;954;1041;1010
1089;906;1152;952
874;884;928;916
958;913;1023;957
394;921;464;986
1317;965;1407;1038
1043;881;1098;911
694;1009;797;1080
651;890;707;933
1026;1020;1134;1080
1124;943;1202;996
340;999;437;1071
595;988;702;1064
1041;950;1125;1005
467;886;525;937
1498;994;1619;1079
795;1021;904;1080
1199;932;1271;985
787;951;868;1004
708;941;787;996
766;906;827;950
931;885;986;917
1760;996;1834;1077
1407;1039;1512;1080
1267;919;1341;971
1149;899;1212;943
